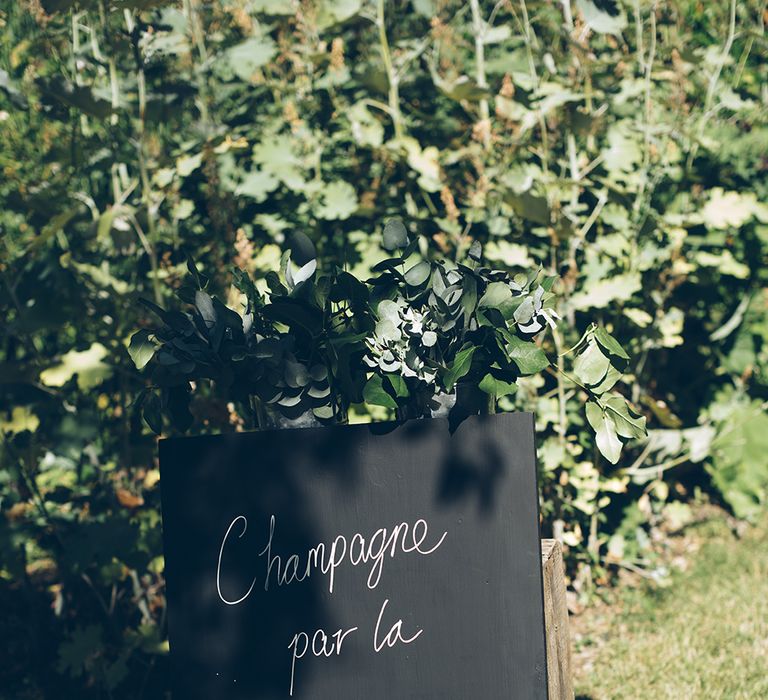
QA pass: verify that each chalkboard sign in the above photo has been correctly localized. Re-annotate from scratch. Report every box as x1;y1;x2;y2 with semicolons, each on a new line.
159;412;548;699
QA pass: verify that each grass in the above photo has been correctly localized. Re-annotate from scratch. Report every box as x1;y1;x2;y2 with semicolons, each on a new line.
573;513;768;700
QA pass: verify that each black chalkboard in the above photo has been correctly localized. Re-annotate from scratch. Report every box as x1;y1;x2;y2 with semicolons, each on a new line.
159;412;548;699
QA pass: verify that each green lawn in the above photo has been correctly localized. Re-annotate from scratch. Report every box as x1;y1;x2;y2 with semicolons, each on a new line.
573;514;768;700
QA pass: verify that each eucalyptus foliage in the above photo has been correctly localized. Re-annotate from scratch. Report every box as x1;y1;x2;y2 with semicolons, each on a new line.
130;223;641;456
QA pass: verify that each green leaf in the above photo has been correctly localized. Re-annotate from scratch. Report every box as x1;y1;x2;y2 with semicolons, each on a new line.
0;68;26;108
263;301;322;334
185;253;208;289
594;326;630;360
513;297;535;325
443;346;476;390
103;654;129;692
460;274;478;321
701;188;761;230
570;272;641;311
70;260;130;294
348;101;384;147
434;74;491;102
573;341;610;386
576;0;627;35
128;330;157;370
173;199;194;220
236;169;279;202
288;231;316;266
484;241;534;268
285;360;310;388
38;77;114;119
57;624;103;678
386;374;410;398
315;0;362;29
706;398;768;519
695;250;750;279
590;364;621;394
315;181;358;220
404;261;431;286
143;393;163;435
0;406;40;434
402;138;443;192
375;319;402;342
478;373;517;397
313;405;336;420
97;207;116;240
177;152;203;177
506;335;550;375
602;395;647;440
506;192;550;225
479;282;513;314
250;0;296;14
194;290;216;329
252;135;305;188
363;374;398;409
585;401;622;464
232;268;263;311
40;343;112;391
601;123;641;175
383;218;408;251
225;37;277;82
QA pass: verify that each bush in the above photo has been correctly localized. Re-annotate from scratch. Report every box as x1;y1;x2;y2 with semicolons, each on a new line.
1;0;766;696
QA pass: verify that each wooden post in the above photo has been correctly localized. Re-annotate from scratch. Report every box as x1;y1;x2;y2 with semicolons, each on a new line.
541;539;574;700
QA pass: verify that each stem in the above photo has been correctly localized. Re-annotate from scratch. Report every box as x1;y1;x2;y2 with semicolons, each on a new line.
184;0;208;62
702;0;738;116
518;0;549;177
686;0;737;168
249;395;268;430
627;453;691;479
376;0;404;139
734;1;764;87
129;214;161;304
469;0;491;149
634;0;644;73
733;36;754;88
183;0;211;126
98;0;119;127
588;510;599;561
638;1;657;202
567;132;579;209
548;364;590;393
552;328;568;444
71;10;90;136
576;188;608;240
125;10;161;305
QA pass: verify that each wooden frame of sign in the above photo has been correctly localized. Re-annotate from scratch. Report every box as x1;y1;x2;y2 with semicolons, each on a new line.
541;539;573;700
160;412;573;699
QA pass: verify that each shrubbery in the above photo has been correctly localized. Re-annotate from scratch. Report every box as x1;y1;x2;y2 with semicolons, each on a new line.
1;0;766;696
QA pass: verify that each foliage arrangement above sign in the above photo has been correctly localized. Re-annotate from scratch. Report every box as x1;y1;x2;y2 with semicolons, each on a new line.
129;220;645;463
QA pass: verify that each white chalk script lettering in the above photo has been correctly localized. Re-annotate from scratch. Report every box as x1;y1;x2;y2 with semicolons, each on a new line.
373;598;423;653
215;513;445;695
287;626;359;696
216;514;448;603
216;516;257;605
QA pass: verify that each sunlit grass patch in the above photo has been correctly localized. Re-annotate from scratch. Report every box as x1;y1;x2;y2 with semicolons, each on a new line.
574;515;768;700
